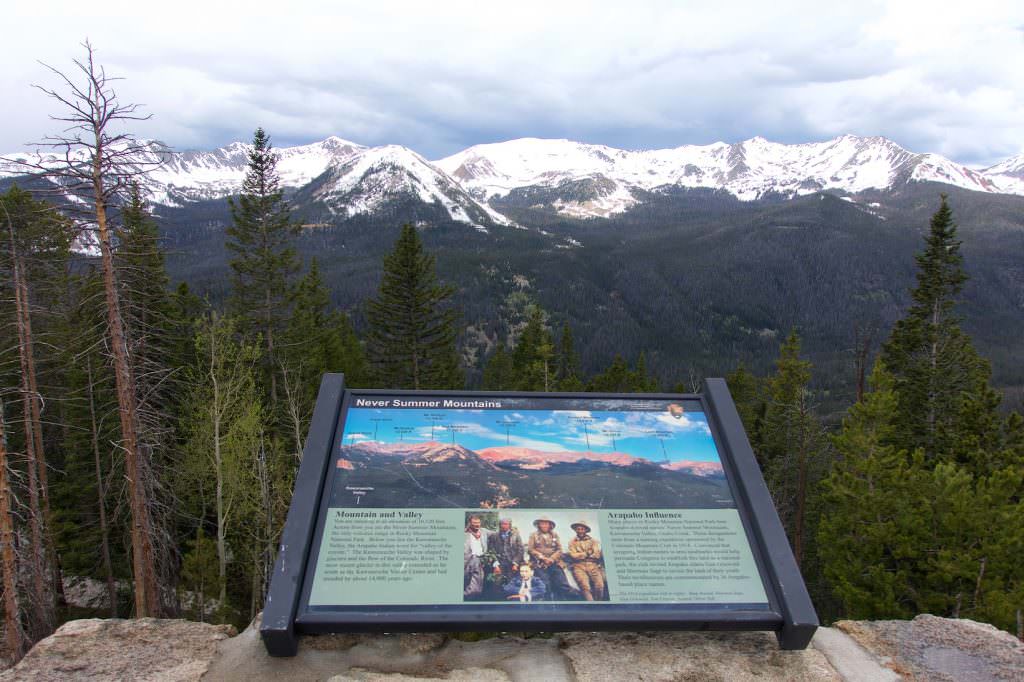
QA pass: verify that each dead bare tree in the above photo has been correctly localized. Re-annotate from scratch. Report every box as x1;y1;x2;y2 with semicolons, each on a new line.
12;40;166;617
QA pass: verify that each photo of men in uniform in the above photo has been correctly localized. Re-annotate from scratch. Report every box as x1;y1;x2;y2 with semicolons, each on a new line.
528;516;581;600
567;521;607;601
463;510;609;603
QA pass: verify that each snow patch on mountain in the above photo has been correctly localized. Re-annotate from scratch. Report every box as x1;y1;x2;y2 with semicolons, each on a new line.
148;136;364;204
6;134;1024;224
436;135;1019;217
983;154;1024;194
309;145;511;230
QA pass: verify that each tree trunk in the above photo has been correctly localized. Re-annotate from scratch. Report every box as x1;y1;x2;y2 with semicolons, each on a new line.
17;264;66;612
13;260;51;633
210;325;227;610
0;399;25;661
792;395;811;568
260;439;273;612
86;357;118;618
266;288;277;404
93;158;159;617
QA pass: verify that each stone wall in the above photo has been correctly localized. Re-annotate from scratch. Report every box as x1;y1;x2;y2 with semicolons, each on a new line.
1;614;1021;681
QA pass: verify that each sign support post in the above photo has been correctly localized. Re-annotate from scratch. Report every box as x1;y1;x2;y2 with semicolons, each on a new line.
261;373;345;657
702;378;817;649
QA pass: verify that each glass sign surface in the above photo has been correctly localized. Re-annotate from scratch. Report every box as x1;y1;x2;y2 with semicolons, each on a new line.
305;395;769;609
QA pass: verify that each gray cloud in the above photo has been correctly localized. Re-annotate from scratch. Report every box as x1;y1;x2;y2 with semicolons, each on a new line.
3;1;1023;166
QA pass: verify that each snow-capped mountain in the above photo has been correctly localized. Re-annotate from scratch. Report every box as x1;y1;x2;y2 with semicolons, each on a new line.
1;136;509;229
435;135;1009;217
301;145;511;230
983;154;1024;195
148;136;364;204
4;133;1023;223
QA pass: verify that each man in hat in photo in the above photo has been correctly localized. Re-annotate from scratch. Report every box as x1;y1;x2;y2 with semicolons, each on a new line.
527;516;579;600
567;520;607;601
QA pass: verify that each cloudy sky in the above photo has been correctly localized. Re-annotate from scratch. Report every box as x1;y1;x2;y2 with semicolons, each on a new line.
3;1;1023;166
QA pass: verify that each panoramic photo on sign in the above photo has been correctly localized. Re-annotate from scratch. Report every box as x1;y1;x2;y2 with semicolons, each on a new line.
305;395;769;609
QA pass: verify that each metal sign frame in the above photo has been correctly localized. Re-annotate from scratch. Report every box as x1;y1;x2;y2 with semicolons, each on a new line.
261;374;817;656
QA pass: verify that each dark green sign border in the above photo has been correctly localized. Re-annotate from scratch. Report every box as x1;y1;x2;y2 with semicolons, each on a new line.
261;375;817;656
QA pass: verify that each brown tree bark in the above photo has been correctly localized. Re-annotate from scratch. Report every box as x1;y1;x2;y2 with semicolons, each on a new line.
93;174;159;617
15;262;66;612
12;257;51;633
21;41;166;617
0;399;25;661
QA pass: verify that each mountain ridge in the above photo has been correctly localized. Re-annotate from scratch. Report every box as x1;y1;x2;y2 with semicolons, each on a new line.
4;134;1023;223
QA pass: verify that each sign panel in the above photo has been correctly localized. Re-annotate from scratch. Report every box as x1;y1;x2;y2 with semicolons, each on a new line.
261;378;818;657
306;397;769;610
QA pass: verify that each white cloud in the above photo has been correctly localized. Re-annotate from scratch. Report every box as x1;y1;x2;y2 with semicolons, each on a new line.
4;2;1021;164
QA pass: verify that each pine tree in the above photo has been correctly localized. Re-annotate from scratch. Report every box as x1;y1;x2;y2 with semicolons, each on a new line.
281;259;368;453
726;363;766;452
510;307;555;391
820;363;1024;630
226;128;300;405
116;186;182;594
818;363;923;618
587;354;658;393
1;186;71;634
0;398;24;659
632;353;659;392
51;268;125;618
481;343;513;390
759;330;830;567
556;323;583;390
879;195;1000;466
366;225;463;389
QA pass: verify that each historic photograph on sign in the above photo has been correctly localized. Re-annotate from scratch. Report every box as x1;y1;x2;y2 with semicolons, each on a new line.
463;510;609;603
329;400;733;510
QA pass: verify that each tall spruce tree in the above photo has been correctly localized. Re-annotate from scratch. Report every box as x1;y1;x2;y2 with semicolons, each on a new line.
481;343;513;390
226;128;300;405
759;330;830;568
280;259;368;453
556;322;583;391
0;186;71;635
366;225;462;389
821;362;1024;630
818;363;923;619
510;307;555;391
587;354;658;392
879;195;999;466
726;363;766;453
51;267;125;618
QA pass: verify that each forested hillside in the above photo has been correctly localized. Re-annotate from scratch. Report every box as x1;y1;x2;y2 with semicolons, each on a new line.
151;181;1024;415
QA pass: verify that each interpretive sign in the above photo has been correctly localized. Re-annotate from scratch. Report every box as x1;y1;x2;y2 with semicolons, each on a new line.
261;376;817;656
